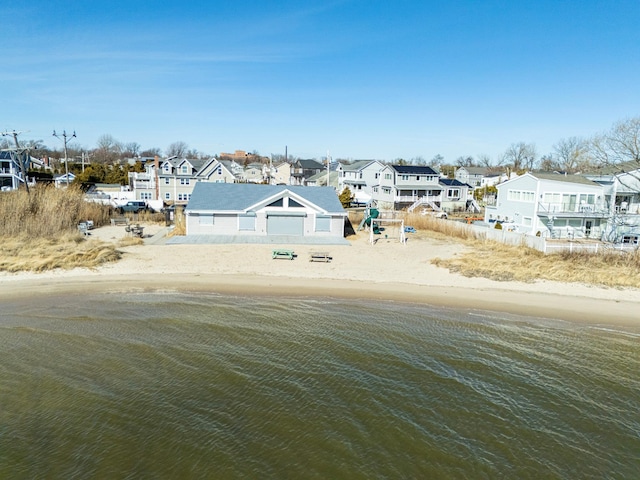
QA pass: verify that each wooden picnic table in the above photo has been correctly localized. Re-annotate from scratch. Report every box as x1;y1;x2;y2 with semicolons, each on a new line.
309;252;332;262
125;224;145;238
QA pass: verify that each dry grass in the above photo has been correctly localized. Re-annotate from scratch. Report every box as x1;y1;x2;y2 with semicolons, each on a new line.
167;208;186;237
0;185;112;237
0;185;121;272
0;234;121;273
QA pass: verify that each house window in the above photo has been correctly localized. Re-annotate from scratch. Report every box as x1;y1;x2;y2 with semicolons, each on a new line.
239;213;256;231
447;188;460;198
373;187;378;193
375;173;379;179
315;215;331;232
289;198;304;208
165;193;171;200
416;176;420;181
178;193;192;202
523;216;532;226
568;219;582;228
163;164;171;173
180;178;190;185
267;198;284;207
164;178;170;185
382;187;391;194
384;173;392;180
181;165;189;174
140;192;152;200
402;175;409;181
199;214;214;226
217;167;222;175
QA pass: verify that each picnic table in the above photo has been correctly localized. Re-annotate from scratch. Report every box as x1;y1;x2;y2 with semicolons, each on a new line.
272;249;295;260
125;224;145;238
309;252;332;262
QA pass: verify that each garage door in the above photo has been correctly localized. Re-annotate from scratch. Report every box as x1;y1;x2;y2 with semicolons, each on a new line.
267;214;305;235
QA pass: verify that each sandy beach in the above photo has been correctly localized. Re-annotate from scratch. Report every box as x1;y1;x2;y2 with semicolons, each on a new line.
1;223;639;326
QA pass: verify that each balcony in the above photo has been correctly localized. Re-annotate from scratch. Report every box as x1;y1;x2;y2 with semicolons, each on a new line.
537;202;609;218
395;194;442;203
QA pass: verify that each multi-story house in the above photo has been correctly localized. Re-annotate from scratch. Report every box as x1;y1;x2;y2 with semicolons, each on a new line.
484;172;608;239
0;150;42;191
337;160;385;203
132;157;238;207
158;157;206;205
585;163;640;243
242;162;267;183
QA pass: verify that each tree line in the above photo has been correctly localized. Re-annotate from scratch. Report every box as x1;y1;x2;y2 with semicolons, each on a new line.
4;116;639;186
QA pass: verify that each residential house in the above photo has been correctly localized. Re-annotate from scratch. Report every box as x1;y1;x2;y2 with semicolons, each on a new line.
1;150;42;190
439;178;474;212
454;166;490;189
585;163;640;243
158;157;207;205
270;161;292;185
53;172;76;188
184;183;347;242
196;157;237;184
298;159;325;181
306;170;340;190
243;162;267;183
383;165;442;211
484;172;608;239
337;160;385;203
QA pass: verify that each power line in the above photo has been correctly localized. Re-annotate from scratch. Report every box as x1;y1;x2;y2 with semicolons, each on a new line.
53;130;76;187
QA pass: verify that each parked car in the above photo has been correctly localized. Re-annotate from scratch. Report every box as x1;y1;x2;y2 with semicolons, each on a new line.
118;201;147;214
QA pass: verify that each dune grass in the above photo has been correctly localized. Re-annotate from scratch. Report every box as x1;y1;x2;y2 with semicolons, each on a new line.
0;185;121;272
401;212;640;288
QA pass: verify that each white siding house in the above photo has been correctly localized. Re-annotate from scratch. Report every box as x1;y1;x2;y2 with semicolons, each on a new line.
484;173;608;239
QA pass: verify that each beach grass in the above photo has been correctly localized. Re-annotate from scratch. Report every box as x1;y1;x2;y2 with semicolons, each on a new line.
0;185;121;272
399;212;640;288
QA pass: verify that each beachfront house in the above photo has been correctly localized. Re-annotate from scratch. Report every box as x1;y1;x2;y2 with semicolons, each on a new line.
484;172;608;239
184;183;347;240
337;160;385;204
439;178;475;212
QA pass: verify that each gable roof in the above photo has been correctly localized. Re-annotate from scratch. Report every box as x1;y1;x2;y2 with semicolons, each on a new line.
391;165;439;175
298;159;324;170
457;166;490;175
440;178;470;187
340;160;377;172
532;172;601;186
186;183;345;214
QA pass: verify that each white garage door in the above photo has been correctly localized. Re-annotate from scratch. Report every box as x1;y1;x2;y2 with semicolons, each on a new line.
267;214;305;235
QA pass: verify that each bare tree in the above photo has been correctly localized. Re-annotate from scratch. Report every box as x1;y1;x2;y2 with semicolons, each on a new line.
455;155;475;167
503;142;537;171
122;142;141;157
93;134;122;163
428;154;444;167
141;147;162;157
590;117;640;169
166;141;189;158
553;137;591;173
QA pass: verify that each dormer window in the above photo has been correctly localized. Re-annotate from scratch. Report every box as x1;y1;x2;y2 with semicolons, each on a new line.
181;165;189;174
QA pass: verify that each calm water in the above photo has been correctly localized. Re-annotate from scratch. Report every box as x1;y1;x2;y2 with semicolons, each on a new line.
0;292;639;479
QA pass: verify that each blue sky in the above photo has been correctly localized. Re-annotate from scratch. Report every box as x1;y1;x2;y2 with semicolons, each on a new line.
3;0;639;162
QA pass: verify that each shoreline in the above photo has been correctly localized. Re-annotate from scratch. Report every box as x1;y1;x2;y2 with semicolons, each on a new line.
3;272;639;327
2;224;639;327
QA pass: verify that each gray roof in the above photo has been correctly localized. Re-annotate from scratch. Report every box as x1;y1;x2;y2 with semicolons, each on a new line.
186;183;345;213
340;160;376;172
532;172;601;186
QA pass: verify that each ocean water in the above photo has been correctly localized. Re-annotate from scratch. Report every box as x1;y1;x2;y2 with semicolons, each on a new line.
0;292;638;479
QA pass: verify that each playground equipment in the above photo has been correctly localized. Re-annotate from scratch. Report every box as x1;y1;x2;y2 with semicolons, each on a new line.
357;207;379;232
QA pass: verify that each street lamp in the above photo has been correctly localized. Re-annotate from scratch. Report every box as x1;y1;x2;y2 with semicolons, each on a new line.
53;130;76;187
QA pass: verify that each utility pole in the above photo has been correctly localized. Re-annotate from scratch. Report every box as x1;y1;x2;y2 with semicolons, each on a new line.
326;150;331;188
53;130;76;187
1;130;31;194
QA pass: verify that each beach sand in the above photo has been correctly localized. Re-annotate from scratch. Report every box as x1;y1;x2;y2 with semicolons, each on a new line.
1;223;638;326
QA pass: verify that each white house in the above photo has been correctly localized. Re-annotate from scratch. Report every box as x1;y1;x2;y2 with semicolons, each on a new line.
337;160;385;201
484;172;608;239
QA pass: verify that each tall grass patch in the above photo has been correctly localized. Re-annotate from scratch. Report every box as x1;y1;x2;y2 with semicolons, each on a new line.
0;185;111;238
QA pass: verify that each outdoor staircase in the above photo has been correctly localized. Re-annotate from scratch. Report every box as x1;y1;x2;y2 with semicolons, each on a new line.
407;197;441;213
466;198;482;213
